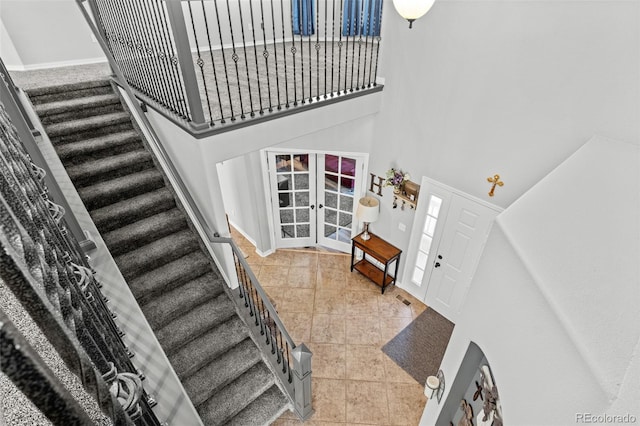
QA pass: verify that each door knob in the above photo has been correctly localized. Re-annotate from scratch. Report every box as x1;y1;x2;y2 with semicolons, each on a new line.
434;262;441;268
310;204;315;210
319;204;324;209
437;255;443;259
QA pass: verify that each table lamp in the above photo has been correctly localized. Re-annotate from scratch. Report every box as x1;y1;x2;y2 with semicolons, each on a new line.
356;196;379;240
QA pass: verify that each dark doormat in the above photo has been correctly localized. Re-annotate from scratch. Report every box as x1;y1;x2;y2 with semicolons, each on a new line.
382;308;455;386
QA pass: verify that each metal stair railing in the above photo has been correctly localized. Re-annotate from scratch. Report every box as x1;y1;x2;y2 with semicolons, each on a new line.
77;0;313;420
0;79;161;425
84;0;384;136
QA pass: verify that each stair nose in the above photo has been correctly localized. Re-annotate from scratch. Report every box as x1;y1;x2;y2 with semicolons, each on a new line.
199;363;277;426
183;338;263;408
128;251;213;305
113;229;200;280
66;149;155;188
77;168;165;211
46;111;131;139
27;80;112;105
157;293;238;356
226;385;290;426
90;187;176;234
56;130;142;164
141;272;224;330
35;93;123;125
103;208;187;256
170;315;250;380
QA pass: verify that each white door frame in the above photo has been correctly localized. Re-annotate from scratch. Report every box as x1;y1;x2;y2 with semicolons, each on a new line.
401;177;503;314
261;148;369;253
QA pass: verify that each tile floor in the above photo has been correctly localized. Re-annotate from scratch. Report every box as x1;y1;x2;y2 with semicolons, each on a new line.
230;228;431;425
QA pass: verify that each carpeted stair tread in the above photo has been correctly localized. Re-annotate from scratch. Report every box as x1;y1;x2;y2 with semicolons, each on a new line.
45;111;131;139
141;272;224;330
77;168;165;211
56;130;142;163
128;251;212;305
226;384;290;426
199;363;276;426
102;208;188;256
183;338;263;408
156;293;237;356
27;80;112;104
66;149;154;187
34;93;121;121
114;229;200;280
89;187;175;233
170;315;249;379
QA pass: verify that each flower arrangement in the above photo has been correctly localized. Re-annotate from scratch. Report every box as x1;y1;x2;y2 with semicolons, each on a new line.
384;168;410;192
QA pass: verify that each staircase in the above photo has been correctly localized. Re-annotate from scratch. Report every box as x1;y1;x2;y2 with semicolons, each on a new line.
27;80;289;425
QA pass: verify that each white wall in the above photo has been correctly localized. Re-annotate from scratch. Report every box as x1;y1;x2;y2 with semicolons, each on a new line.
0;0;105;70
369;0;640;278
421;136;640;425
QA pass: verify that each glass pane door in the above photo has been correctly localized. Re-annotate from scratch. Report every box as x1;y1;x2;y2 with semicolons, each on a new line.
269;152;316;248
317;154;362;252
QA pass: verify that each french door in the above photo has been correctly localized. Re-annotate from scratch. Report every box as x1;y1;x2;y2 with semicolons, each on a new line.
267;151;364;252
404;179;502;323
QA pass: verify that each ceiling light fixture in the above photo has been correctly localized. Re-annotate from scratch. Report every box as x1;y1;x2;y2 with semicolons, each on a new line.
392;0;436;28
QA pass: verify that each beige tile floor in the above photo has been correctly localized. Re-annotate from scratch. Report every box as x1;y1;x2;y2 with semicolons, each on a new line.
230;228;431;425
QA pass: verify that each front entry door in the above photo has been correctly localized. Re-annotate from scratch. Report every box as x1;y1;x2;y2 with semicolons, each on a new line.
405;179;501;323
268;151;364;252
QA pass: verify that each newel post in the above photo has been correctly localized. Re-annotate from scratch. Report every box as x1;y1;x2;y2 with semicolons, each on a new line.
291;343;314;420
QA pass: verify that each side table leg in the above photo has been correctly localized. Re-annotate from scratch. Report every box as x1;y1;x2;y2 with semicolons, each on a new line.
350;243;356;272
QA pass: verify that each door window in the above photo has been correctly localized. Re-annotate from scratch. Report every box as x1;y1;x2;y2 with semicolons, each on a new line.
412;194;442;284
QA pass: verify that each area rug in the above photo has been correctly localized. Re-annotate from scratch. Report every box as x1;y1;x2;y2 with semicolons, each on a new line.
382;308;455;386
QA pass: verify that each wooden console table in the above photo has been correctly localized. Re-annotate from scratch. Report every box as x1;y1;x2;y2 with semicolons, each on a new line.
350;233;402;294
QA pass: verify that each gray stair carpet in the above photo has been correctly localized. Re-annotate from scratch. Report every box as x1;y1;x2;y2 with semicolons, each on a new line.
28;79;289;425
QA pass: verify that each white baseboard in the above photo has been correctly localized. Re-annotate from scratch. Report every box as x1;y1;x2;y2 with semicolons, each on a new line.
6;57;108;72
256;247;275;258
228;219;257;246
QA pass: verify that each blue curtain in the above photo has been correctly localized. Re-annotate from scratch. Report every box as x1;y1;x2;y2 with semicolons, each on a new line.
293;0;315;36
342;0;383;37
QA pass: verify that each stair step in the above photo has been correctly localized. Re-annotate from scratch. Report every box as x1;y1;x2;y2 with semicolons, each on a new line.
35;93;122;125
77;169;164;211
157;292;237;356
227;385;290;426
90;187;175;233
27;80;112;105
114;229;200;280
199;363;276;426
66;149;154;188
183;338;263;408
128;251;213;305
103;208;188;256
170;315;249;379
56;130;142;164
46;111;132;144
142;272;224;330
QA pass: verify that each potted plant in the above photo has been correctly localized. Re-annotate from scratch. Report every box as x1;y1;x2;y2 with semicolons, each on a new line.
384;168;410;193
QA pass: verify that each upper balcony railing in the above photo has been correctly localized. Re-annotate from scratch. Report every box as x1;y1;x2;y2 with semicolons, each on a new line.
87;0;384;134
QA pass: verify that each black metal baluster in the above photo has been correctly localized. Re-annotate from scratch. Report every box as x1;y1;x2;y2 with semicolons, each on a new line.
248;0;264;114
315;2;320;101
134;0;173;110
212;0;236;121
308;8;312;103
323;0;328;99
237;0;255;117
225;0;246;119
126;0;163;105
355;0;364;91
373;2;383;87
343;2;349;94
290;0;298;105
199;0;225;124
350;0;358;93
279;0;290;107
186;3;215;124
94;1;131;91
330;0;336;96
269;0;282;110
362;0;370;89
259;0;274;112
105;0;143;95
145;0;183;117
299;0;305;105
337;0;343;96
154;0;191;119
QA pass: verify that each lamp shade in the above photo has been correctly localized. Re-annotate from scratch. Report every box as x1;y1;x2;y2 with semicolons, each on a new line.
392;0;435;25
356;197;380;223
